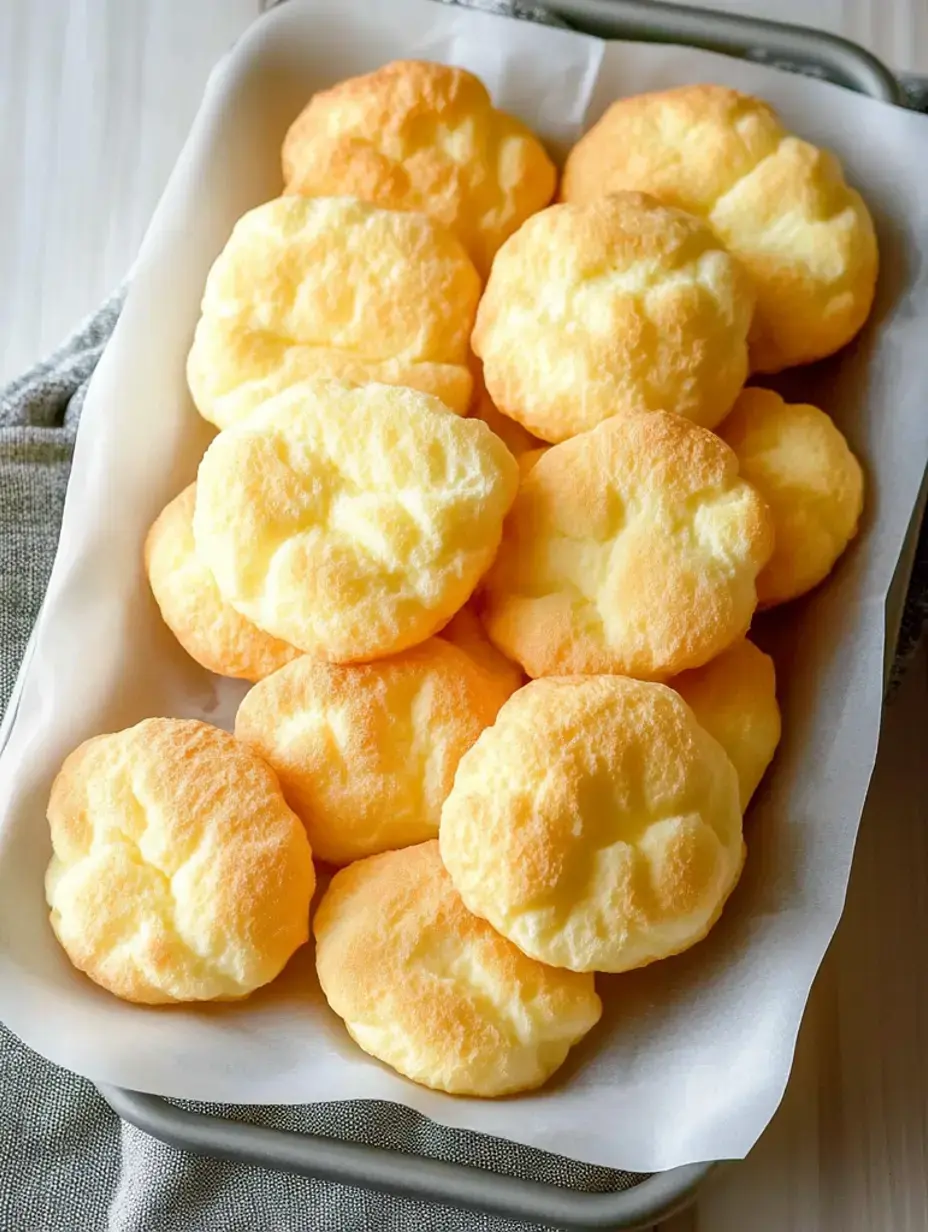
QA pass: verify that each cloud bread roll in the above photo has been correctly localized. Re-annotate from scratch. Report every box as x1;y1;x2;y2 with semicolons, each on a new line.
482;410;773;680
471;193;755;442
561;86;878;372
670;638;781;810
717;388;864;607
314;842;602;1096
234;639;505;866
45;719;314;1004
438;602;524;702
145;484;300;682
187;195;480;429
282;60;557;277
468;364;545;459
193;381;519;663
440;677;745;973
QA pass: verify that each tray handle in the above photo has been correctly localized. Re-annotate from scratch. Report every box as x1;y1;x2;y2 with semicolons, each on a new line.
98;1085;713;1231
547;0;902;104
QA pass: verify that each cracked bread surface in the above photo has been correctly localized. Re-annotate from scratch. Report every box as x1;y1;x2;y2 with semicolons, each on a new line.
193;380;519;663
282;60;556;278
482;410;773;680
45;718;314;1004
187;195;480;428
561;86;878;372
439;677;744;973
314;841;601;1095
471;192;755;442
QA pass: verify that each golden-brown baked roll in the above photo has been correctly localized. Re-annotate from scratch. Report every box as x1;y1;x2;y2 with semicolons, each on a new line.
439;677;745;973
437;602;524;702
482;410;773;680
145;484;300;682
314;841;602;1095
471;193;755;441
234;639;505;866
282;60;556;277
193;381;519;663
187;195;480;429
45;718;314;1004
670;638;781;810
468;364;545;459
717;388;865;606
561;86;878;372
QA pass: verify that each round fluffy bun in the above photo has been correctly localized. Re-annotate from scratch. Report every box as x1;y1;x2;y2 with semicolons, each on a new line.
471;193;755;442
561;86;878;372
671;639;781;810
440;677;745;973
718;388;864;606
483;410;773;680
282;60;556;277
187;195;480;429
234;639;504;866
468;366;544;459
438;603;524;703
145;484;301;682
314;841;602;1096
45;719;314;1004
193;381;519;663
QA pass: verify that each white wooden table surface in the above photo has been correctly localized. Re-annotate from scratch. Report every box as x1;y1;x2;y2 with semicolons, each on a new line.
1;2;927;1229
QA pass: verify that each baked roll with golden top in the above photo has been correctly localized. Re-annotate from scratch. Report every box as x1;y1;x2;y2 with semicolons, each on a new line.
187;195;480;429
718;388;864;606
234;639;506;866
439;677;745;974
482;410;773;680
468;364;544;459
670;638;781;811
438;602;524;703
561;86;878;373
471;193;755;442
193;381;519;663
282;60;556;277
45;718;314;1004
145;484;300;682
314;841;602;1096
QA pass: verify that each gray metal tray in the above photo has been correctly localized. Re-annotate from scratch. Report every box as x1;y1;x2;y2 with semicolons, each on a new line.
96;1;918;1227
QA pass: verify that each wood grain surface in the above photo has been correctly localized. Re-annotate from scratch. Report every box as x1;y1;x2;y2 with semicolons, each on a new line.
1;3;926;1229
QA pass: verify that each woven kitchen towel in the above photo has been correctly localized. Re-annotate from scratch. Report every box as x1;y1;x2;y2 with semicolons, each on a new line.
3;9;928;1231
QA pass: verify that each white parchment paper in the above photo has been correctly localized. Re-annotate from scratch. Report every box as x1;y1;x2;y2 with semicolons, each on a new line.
1;0;927;1173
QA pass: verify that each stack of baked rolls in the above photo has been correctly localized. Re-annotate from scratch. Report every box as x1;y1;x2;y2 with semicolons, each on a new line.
46;64;870;1099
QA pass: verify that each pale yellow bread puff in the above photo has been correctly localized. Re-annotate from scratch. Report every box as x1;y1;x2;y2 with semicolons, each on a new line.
468;368;545;458
438;603;524;701
670;639;781;810
145;484;300;682
194;381;519;662
45;719;314;1004
483;410;774;680
187;195;480;429
471;193;755;442
234;639;504;866
517;446;549;478
440;677;745;973
314;842;602;1096
282;60;557;277
717;388;864;606
561;86;878;373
